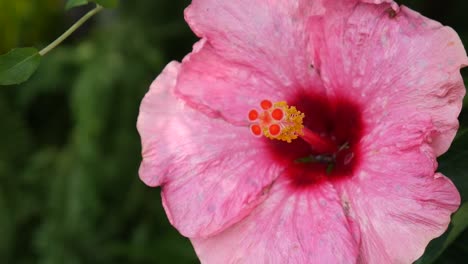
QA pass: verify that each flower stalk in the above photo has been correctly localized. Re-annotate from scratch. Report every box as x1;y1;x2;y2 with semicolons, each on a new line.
39;5;104;56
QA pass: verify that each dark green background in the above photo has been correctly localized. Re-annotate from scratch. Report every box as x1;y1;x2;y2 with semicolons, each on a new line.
0;0;466;263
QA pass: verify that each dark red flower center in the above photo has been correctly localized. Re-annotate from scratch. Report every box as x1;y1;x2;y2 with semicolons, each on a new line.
262;92;364;188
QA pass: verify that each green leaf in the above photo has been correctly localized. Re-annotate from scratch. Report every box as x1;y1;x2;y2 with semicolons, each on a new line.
439;129;468;203
94;0;118;8
435;230;468;263
65;0;89;10
445;203;468;247
0;48;41;86
415;130;468;264
416;203;468;264
463;76;467;106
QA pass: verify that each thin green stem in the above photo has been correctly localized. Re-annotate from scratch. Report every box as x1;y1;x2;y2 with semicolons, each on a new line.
39;5;104;56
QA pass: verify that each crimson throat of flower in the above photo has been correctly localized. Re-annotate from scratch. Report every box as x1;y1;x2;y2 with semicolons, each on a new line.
248;99;350;173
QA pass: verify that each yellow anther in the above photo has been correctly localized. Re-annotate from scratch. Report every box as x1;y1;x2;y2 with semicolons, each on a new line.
264;101;305;142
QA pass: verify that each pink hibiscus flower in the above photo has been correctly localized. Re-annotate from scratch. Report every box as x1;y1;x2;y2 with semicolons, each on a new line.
137;0;468;263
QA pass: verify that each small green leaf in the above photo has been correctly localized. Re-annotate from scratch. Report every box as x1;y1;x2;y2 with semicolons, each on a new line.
94;0;118;8
66;0;89;10
0;48;41;86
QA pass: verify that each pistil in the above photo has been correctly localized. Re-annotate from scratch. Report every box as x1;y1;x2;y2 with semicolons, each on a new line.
301;127;338;154
248;99;338;154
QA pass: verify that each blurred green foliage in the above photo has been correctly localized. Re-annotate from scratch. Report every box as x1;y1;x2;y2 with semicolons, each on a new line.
0;0;63;54
1;0;197;263
0;0;467;263
66;0;118;10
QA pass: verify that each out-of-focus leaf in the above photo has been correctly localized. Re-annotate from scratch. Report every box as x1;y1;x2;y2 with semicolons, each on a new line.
94;0;118;8
439;130;468;203
0;48;41;86
416;130;468;264
464;80;467;106
445;203;468;246
434;230;468;264
0;0;63;54
462;65;467;107
17;47;77;108
65;0;89;10
0;92;32;263
418;203;468;264
0;189;14;261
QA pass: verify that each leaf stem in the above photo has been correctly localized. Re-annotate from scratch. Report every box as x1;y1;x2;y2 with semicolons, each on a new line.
39;5;104;56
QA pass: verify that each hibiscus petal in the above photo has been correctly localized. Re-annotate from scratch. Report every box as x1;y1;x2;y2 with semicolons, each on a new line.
178;1;326;122
175;40;296;124
333;114;460;263
138;61;283;237
185;0;324;85
360;0;399;10
191;177;359;264
310;1;468;156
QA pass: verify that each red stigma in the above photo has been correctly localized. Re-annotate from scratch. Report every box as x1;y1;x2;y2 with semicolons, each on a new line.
250;124;262;137
248;109;259;121
260;100;273;110
271;108;284;121
269;124;281;136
